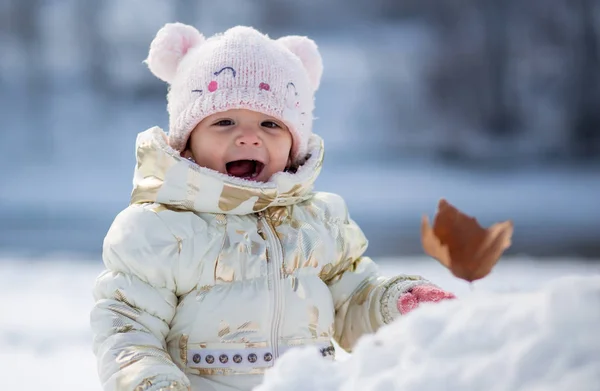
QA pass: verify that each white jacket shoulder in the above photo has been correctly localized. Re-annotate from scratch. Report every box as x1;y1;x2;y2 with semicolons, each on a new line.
308;192;350;222
102;203;208;293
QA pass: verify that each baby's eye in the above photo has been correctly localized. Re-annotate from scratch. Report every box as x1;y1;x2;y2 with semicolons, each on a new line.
214;119;234;126
261;121;281;129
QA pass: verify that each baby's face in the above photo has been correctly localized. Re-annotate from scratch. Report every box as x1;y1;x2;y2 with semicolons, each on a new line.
183;109;292;182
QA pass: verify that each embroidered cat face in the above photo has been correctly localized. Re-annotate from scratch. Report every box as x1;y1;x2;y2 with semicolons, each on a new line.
191;66;274;96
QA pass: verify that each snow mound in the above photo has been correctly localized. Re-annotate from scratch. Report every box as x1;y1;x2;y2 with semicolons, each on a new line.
256;275;600;391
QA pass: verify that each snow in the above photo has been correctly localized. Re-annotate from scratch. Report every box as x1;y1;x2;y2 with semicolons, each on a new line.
258;274;600;391
1;254;599;390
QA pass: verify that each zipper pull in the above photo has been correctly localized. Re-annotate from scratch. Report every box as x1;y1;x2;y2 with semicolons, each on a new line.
257;212;264;236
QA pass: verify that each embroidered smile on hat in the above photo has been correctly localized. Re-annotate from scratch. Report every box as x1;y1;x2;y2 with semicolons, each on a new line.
144;23;323;164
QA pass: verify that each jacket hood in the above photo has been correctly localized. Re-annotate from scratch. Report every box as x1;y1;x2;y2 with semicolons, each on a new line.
130;126;324;214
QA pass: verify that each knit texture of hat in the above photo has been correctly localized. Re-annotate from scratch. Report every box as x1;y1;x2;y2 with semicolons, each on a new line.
145;23;323;163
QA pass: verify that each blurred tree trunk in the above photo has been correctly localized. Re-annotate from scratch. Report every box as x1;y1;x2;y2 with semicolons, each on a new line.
571;0;600;158
13;0;49;159
175;1;199;25
0;2;9;90
258;0;294;31
425;0;519;161
482;0;517;136
77;0;108;95
12;0;41;93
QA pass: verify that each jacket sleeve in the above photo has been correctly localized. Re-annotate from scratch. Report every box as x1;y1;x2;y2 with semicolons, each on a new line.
316;193;432;352
90;205;191;391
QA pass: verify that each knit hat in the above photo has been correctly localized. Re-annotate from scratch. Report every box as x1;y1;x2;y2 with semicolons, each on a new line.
145;23;323;164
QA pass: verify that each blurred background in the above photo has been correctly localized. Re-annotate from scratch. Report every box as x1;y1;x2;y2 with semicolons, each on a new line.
1;0;599;259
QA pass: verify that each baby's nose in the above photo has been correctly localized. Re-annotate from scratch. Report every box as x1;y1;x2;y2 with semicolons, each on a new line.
236;127;262;147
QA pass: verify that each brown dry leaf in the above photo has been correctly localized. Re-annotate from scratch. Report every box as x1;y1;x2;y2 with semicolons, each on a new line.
421;199;514;282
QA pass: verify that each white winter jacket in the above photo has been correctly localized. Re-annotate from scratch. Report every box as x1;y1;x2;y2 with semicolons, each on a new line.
91;127;430;391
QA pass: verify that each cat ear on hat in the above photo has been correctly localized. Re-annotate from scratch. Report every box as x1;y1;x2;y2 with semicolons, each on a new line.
277;35;323;92
144;23;205;84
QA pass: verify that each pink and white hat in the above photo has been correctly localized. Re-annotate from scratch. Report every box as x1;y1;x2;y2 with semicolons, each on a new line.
145;23;323;164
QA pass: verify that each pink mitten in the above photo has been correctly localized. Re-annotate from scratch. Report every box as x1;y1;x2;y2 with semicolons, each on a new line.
397;285;456;315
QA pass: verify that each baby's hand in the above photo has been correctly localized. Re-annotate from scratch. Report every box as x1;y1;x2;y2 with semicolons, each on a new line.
397;285;456;315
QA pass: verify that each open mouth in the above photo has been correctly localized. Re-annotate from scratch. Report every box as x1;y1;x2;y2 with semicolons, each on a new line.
226;160;265;180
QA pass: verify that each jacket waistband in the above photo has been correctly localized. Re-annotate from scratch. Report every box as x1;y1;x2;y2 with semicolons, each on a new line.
187;342;334;370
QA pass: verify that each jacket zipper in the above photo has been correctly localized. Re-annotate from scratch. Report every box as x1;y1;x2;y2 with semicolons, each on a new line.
258;212;285;360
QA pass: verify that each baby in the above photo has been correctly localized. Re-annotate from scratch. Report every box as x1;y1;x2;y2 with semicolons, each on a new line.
90;23;455;391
